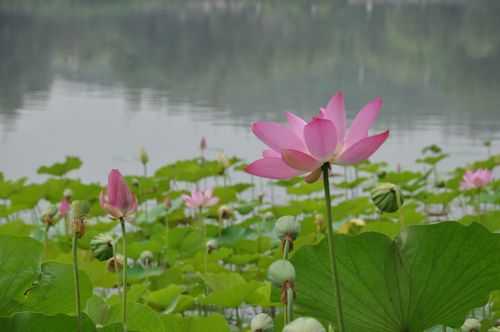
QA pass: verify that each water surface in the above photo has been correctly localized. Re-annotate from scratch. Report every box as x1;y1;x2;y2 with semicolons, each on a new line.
1;0;500;181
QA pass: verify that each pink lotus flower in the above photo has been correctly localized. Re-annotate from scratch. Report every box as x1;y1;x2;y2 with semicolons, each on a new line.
182;189;219;209
460;169;493;190
59;197;71;217
245;92;389;182
100;169;137;219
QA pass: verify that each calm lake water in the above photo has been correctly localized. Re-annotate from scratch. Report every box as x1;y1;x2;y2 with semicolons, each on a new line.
1;0;500;182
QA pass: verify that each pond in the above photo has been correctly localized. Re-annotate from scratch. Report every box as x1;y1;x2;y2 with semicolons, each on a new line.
1;0;500;180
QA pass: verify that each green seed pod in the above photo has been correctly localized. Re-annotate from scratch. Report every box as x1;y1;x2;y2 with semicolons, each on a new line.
218;205;233;220
267;259;295;286
71;200;90;220
138;250;155;268
139;147;149;165
274;216;300;240
283;317;326;332
63;188;73;199
106;255;124;273
90;233;114;261
206;239;219;251
42;205;58;226
371;183;404;213
461;318;481;332
250;313;273;332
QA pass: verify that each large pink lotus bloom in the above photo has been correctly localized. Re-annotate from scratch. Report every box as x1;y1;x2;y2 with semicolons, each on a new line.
245;92;389;182
182;189;219;209
59;198;71;217
100;169;138;219
460;169;493;190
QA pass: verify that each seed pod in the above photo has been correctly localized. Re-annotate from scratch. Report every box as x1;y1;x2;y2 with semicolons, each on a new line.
371;183;404;213
267;259;295;287
314;214;325;232
274;216;300;240
283;317;326;332
71;200;90;220
139;147;149;165
63;188;73;199
72;218;86;238
461;318;481;332
42;205;58;226
163;197;172;209
90;233;114;261
206;239;219;253
218;205;233;220
107;255;124;273
250;313;273;332
138;250;155;268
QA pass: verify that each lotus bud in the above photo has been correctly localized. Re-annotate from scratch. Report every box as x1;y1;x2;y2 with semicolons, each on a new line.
107;255;124;273
283;317;326;332
138;250;155;268
163;197;172;209
63;188;73;199
314;214;325;232
206;239;219;253
42;205;58;226
218;205;233;220
71;200;90;238
267;259;295;286
250;313;273;332
139;147;149;166
461;318;481;332
371;183;404;213
90;233;114;261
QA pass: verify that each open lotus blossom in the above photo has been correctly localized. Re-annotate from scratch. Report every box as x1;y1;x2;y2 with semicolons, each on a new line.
182;189;219;209
99;169;137;219
245;92;389;182
59;197;71;217
460;169;493;190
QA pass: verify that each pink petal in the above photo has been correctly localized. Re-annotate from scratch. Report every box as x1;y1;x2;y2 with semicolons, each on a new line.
262;149;281;158
286;112;307;139
107;169;123;206
303;118;338;160
337;130;389;165
282;149;321;172
344;97;383;148
252;121;306;153
205;197;219;207
304;168;323;183
322;92;346;143
99;191;108;209
245;158;303;179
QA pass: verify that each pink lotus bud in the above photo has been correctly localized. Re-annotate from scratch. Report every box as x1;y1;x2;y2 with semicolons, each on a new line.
100;169;138;219
200;136;207;151
59;197;71;217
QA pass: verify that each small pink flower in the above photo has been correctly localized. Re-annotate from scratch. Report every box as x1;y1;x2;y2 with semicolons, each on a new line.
245;92;389;182
59;197;71;217
100;169;137;219
460;169;493;190
182;189;219;209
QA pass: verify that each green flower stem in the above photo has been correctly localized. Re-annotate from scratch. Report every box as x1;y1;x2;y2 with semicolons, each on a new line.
286;287;294;324
71;230;82;332
321;163;345;332
283;239;290;260
120;218;128;332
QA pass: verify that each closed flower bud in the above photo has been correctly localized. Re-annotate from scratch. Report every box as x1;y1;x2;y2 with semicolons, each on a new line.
267;259;295;286
206;239;219;253
90;233;114;261
200;137;207;151
371;183;404;213
107;255;124;273
283;317;326;332
63;188;73;199
72;218;86;238
274;216;300;240
461;318;481;332
314;214;325;232
250;313;273;332
139;147;149;165
42;205;58;226
163;197;172;209
71;200;90;220
138;250;155;268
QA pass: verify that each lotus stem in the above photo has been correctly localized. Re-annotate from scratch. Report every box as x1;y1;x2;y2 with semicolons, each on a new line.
286;286;294;323
72;230;82;332
321;163;345;332
283;238;290;260
120;218;128;332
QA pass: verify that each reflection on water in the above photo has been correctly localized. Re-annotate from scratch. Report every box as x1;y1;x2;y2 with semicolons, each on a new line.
1;0;500;180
